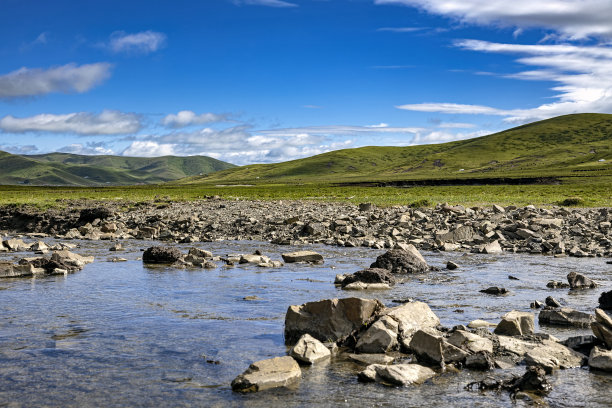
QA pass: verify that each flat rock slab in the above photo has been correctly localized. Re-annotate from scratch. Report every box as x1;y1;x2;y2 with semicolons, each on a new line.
285;297;383;345
231;356;301;393
494;311;534;336
358;363;435;386
281;251;324;264
342;282;391;291
539;308;595;328
409;329;469;365
348;353;395;365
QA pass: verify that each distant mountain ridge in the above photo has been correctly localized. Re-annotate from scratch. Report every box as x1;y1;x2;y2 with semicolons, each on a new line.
178;113;612;185
0;151;236;186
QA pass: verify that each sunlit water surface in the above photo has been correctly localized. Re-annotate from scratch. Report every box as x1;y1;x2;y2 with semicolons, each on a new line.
0;239;610;407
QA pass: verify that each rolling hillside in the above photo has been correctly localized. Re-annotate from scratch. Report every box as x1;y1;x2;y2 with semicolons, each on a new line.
0;151;235;186
179;113;612;185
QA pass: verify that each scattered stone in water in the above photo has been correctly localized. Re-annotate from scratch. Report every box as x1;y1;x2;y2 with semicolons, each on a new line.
243;296;261;301
341;268;395;289
281;250;324;264
539;307;595;328
446;261;459;270
547;280;570;289
370;246;429;274
347;353;394;365
567;271;597;289
545;296;561;308
231;356;301;393
466;366;551;397
357;363;435;386
598;290;612;310
465;351;495;370
591;308;612;349
530;300;543;309
480;287;508;295
588;346;612;372
494;311;534;336
468;320;497;329
290;333;331;365
142;246;183;264
508;275;519;280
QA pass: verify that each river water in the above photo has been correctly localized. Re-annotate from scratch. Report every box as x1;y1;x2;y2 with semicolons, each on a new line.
0;238;610;407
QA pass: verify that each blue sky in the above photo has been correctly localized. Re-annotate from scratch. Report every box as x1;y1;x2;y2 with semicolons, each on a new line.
1;0;611;165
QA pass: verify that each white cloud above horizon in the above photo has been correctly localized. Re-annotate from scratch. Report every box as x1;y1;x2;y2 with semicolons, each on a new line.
0;110;142;135
0;63;112;99
109;30;166;54
375;0;612;39
161;110;227;128
398;40;612;123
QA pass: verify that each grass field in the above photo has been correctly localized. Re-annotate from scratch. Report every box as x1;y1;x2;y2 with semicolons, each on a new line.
1;114;610;209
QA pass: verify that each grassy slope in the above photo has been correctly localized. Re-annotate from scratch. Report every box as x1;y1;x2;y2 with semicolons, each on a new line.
0;152;236;186
180;113;612;185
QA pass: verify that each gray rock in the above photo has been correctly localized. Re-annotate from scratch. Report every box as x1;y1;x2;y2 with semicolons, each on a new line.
465;351;495;370
437;225;476;243
284;297;383;345
342;282;391;291
547;280;570;289
355;316;399;353
348;353;394;365
143;246;183;264
588;346;612;372
567;271;597;289
341;268;395;288
446;261;459;270
494;311;535;336
524;341;586;373
447;330;493;354
539;308;595;328
545;296;561;308
383;301;440;344
481;240;503;254
290;334;331;364
231;356;301;393
480;286;508;295
370;246;429;274
591;308;612;349
357;363;435;386
281;250;324;264
598;290;612;310
409;329;469;365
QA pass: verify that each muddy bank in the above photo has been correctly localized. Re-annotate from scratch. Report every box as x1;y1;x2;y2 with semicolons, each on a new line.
0;199;610;258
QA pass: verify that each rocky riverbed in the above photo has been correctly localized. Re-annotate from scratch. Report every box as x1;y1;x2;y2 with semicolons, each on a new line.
0;199;611;406
0;199;610;257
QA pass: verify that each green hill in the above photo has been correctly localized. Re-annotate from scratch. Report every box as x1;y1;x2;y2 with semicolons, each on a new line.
179;113;612;185
0;151;235;186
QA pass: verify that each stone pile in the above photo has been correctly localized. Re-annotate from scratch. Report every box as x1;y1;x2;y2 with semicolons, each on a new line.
0;200;610;258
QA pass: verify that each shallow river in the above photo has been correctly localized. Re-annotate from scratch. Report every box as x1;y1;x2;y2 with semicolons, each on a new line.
0;238;611;407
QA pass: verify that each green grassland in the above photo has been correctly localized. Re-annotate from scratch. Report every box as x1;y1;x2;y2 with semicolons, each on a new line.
0;151;235;186
1;113;610;208
179;113;612;184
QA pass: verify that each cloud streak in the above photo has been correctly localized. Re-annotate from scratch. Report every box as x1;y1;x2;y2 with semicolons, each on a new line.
109;30;167;54
0;63;112;99
375;0;612;39
233;0;297;8
398;40;612;123
161;110;227;128
0;110;142;135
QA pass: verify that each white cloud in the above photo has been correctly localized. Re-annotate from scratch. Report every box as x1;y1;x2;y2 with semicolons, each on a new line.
0;110;142;135
0;144;39;155
410;129;491;145
161;110;226;128
258;124;424;137
234;0;297;7
122;141;176;157
0;63;112;99
58;142;115;155
438;122;477;129
378;27;427;33
375;0;612;39
398;40;612;123
109;31;166;54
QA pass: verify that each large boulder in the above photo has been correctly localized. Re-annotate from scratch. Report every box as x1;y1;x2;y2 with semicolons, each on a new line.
341;268;395;288
539;308;595;328
588;347;612;372
383;301;440;344
51;250;94;269
231;356;301;393
142;246;183;264
494;311;534;336
447;330;493;354
591;308;612;349
567;271;597;289
355;316;399;353
290;334;331;365
284;297;383;345
357;363;435;386
2;238;30;252
481;240;503;254
281;250;324;264
370;247;429;274
524;341;586;373
599;290;612;310
409;329;469;365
